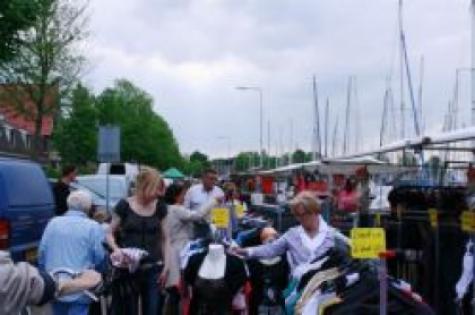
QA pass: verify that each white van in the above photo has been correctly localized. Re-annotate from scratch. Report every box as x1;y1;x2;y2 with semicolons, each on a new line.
97;162;139;183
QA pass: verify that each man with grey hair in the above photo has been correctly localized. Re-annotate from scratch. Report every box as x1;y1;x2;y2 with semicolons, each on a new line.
39;190;105;315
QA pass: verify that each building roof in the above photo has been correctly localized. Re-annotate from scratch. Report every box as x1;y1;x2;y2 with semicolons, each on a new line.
0;84;57;136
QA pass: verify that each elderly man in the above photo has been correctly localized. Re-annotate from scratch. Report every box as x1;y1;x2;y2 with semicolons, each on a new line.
39;190;105;315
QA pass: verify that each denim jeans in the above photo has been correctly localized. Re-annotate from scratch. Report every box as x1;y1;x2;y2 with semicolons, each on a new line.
52;302;89;315
111;265;163;315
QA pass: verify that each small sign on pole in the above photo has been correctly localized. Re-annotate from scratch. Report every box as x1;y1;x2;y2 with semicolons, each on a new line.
97;126;120;213
211;207;230;229
350;228;386;259
97;126;121;163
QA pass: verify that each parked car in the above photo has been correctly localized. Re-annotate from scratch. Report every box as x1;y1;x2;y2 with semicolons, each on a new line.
74;175;131;213
0;158;54;262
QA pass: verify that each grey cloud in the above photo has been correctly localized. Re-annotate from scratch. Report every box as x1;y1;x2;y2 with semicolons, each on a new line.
86;0;474;158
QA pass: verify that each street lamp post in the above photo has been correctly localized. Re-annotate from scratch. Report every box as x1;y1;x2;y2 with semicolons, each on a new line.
236;86;263;169
217;136;232;176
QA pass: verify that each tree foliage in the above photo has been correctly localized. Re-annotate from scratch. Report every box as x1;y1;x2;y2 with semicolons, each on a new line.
95;79;183;170
292;149;311;163
233;152;259;172
183;151;210;177
52;80;184;170
0;0;88;159
0;0;41;61
53;83;97;165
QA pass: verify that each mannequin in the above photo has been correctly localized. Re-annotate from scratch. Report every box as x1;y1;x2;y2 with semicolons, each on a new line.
198;244;227;279
185;243;247;315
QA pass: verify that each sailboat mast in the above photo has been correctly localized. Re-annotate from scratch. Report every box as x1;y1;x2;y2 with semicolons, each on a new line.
312;76;322;159
418;56;424;134
343;76;352;155
325;98;329;158
332;116;339;157
399;0;405;139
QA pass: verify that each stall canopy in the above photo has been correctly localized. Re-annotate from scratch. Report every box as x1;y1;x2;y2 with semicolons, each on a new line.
163;167;185;179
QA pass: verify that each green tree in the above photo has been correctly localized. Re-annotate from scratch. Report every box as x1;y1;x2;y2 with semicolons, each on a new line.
53;84;97;165
190;151;209;166
183;151;210;176
292;149;307;163
234;152;252;172
0;0;41;61
0;0;88;160
95;79;183;170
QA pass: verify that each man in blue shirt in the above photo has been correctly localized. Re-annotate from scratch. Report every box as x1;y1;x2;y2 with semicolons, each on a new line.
39;190;105;315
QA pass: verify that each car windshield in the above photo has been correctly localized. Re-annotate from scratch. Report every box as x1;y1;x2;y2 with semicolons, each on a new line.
76;177;126;200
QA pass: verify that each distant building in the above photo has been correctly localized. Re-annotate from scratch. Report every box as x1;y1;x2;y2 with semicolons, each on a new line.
0;84;57;161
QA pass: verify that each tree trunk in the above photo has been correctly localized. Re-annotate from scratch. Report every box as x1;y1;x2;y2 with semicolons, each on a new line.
31;109;43;161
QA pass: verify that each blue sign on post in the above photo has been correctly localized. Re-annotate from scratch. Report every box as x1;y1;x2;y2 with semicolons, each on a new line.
98;126;121;163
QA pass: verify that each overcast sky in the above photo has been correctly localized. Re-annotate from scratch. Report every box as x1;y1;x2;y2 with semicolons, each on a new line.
84;0;473;159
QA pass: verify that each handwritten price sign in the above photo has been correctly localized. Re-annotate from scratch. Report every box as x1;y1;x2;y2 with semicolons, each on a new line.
211;208;230;229
351;228;386;259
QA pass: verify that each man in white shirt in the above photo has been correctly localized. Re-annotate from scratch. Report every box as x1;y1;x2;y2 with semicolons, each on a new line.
184;168;224;238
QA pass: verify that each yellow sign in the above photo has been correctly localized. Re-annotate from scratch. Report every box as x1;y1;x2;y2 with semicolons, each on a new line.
235;204;245;219
428;208;438;228
211;208;230;229
351;228;386;259
461;211;475;233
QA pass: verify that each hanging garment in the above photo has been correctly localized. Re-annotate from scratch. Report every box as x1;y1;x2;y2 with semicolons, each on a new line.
456;240;474;301
323;273;434;315
184;251;248;315
294;268;340;315
190;276;231;315
237;227;289;315
318;297;343;315
301;292;335;315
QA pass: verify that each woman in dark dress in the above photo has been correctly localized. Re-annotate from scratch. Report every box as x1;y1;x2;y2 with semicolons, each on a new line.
106;167;170;315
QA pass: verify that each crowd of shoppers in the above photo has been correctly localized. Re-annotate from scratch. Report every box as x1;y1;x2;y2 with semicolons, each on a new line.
3;163;368;315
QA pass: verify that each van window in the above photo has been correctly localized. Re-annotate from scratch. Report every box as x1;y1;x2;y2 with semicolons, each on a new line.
110;164;126;175
0;162;53;207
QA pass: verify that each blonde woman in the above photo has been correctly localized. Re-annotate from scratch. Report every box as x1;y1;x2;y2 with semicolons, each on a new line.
235;191;348;279
106;167;170;315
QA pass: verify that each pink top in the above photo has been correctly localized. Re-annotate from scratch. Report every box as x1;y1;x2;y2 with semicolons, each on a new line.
337;190;359;212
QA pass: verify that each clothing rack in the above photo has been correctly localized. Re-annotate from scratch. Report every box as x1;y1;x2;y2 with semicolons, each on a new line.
381;184;469;314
